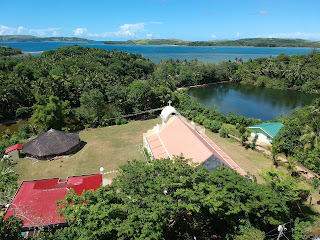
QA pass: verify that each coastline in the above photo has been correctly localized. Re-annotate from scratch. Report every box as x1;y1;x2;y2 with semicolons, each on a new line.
177;80;233;90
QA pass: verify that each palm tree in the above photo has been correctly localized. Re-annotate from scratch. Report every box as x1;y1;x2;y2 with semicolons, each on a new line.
300;118;320;152
286;156;298;177
270;145;280;167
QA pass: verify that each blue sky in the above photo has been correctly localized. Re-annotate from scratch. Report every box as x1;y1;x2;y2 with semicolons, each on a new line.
1;0;320;41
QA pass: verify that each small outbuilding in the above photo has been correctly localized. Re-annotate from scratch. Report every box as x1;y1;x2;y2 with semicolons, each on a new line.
5;144;23;160
248;122;284;144
22;129;81;160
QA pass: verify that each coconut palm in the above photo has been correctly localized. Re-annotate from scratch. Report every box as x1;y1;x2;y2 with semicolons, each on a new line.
286;156;298;177
300;118;320;152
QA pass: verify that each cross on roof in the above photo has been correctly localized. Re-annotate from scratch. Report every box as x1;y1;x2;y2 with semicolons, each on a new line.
168;100;172;106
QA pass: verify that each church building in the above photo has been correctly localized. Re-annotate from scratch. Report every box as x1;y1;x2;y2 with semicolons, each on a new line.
143;103;246;176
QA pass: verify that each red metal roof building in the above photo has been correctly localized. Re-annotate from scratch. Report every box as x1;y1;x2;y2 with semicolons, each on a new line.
5;174;102;231
5;143;22;154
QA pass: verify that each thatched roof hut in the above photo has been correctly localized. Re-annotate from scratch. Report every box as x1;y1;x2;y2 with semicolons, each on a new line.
22;129;80;160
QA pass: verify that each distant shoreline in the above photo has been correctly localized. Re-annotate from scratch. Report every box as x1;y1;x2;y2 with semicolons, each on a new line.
177;81;233;90
105;43;318;49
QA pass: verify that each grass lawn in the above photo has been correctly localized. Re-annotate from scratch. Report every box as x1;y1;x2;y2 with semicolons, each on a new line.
15;116;273;183
14;118;160;182
205;131;273;182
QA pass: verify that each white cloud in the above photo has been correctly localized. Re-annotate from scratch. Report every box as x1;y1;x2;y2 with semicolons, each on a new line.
29;29;46;36
29;28;60;37
263;32;320;40
88;22;146;39
259;10;270;15
17;26;25;34
146;33;153;39
150;21;164;24
211;34;216;39
0;25;17;35
73;28;87;36
0;25;60;37
52;31;59;37
236;32;240;38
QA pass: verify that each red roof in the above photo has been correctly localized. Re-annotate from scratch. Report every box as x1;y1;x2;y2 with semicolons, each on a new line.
5;144;22;153
146;116;246;176
5;174;102;228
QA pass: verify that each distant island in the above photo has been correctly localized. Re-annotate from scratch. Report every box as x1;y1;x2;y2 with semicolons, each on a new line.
0;35;94;43
104;38;320;48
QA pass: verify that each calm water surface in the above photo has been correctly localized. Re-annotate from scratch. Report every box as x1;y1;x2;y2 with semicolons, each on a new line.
1;42;316;63
188;83;320;121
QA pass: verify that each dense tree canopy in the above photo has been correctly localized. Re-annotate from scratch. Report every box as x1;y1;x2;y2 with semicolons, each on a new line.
233;51;320;93
274;98;320;173
0;46;22;57
37;157;309;240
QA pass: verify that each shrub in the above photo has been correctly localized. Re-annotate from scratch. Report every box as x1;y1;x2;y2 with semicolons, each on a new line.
220;127;228;138
210;121;222;133
203;119;211;129
18;124;33;139
115;119;121;125
120;118;128;125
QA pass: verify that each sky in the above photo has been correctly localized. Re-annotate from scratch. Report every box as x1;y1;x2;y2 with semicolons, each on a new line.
1;0;320;41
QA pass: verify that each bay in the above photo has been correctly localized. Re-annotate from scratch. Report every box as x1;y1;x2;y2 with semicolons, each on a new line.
188;83;320;121
1;41;315;63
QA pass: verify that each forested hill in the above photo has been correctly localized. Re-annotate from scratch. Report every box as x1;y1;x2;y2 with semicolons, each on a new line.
0;35;94;42
189;38;320;47
104;38;190;45
105;38;320;48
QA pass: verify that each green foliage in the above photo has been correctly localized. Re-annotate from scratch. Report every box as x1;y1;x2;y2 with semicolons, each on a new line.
18;124;33;139
260;168;307;205
250;134;259;150
220;127;228;138
29;95;69;131
0;35;93;42
77;89;106;127
46;157;308;239
272;120;301;156
234;223;265;240
0;46;22;56
210;120;222;133
0;216;23;240
105;38;320;48
0;157;19;210
273;98;320;173
0;46;155;120
128;80;154;112
311;177;319;189
291;218;311;240
234;52;320;93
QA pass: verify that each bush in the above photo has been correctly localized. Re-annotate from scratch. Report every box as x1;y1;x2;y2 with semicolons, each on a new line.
18;124;33;139
312;177;319;189
9;136;19;145
120;118;128;125
220;127;228;138
203;119;211;129
115;118;121;125
210;121;222;133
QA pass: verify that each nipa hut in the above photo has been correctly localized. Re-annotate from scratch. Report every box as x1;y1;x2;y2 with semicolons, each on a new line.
22;129;81;160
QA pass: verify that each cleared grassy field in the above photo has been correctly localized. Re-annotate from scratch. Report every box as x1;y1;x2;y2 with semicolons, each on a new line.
15;117;274;183
14;118;160;182
205;131;273;182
